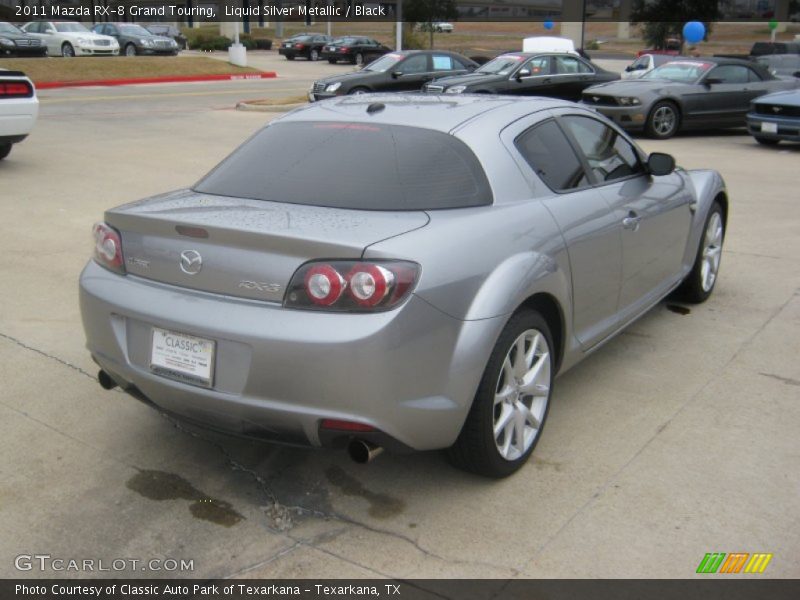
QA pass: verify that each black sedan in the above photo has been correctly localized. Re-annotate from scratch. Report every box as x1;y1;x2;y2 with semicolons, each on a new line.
581;57;800;139
422;52;619;102
91;23;179;56
309;50;478;101
321;37;391;66
0;22;47;58
278;34;331;61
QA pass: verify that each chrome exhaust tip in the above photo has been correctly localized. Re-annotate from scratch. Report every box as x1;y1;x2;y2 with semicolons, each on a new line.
97;370;118;391
348;439;384;464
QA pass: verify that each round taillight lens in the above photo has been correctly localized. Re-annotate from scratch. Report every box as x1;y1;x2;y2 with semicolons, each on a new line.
347;265;393;307
304;264;344;306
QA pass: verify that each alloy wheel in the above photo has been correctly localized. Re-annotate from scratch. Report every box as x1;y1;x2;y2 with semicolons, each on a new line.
493;329;551;461
652;105;677;137
701;212;723;292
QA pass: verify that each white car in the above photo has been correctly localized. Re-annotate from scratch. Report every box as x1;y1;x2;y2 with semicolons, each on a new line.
21;21;118;57
421;22;454;33
621;53;681;79
0;70;38;160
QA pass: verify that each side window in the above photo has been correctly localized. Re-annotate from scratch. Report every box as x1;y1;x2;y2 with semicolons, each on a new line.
515;120;589;192
451;57;469;70
432;54;454;71
561;116;644;183
747;67;763;82
27;22;41;33
555;55;592;74
709;65;749;83
522;55;550;76
400;53;429;73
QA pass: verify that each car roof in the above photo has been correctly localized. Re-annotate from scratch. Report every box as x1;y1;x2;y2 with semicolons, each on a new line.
280;94;577;133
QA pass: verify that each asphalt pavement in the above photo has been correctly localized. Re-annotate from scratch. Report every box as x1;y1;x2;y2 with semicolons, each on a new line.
0;54;798;581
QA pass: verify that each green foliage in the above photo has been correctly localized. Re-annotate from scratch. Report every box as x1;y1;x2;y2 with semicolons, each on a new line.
586;39;600;51
630;0;723;50
402;27;427;50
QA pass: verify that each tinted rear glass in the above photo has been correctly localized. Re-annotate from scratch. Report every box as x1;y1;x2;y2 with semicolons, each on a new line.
194;121;493;210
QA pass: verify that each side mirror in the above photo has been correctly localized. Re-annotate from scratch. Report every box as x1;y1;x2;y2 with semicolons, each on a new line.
625;65;634;72
517;68;531;80
391;71;402;79
647;152;675;176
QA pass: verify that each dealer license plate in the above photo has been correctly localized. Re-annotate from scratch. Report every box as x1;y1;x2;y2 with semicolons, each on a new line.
761;122;778;134
150;327;215;387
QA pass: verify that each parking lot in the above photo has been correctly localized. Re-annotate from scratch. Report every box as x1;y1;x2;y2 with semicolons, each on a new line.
1;56;799;580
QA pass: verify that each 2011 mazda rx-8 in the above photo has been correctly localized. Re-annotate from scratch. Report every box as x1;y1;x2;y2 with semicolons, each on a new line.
80;95;727;477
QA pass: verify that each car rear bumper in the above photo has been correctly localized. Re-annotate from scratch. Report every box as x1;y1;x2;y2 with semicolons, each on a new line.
79;261;502;452
321;52;349;61
0;97;39;138
278;48;300;58
747;112;800;142
581;103;648;130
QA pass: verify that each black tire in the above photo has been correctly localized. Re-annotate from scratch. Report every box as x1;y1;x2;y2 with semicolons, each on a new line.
124;43;137;57
327;58;337;64
645;100;681;139
309;48;319;61
673;202;725;304
61;43;75;58
354;52;364;66
447;309;554;478
0;143;12;161
285;54;295;60
348;86;370;95
754;136;779;146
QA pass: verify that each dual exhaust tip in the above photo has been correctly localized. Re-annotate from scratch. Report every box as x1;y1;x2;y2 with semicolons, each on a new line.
98;369;383;463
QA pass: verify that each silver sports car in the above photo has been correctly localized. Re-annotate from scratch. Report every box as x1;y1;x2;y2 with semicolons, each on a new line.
80;95;728;477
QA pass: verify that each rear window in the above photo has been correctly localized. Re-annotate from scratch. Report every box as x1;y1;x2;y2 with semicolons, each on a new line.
194;121;493;210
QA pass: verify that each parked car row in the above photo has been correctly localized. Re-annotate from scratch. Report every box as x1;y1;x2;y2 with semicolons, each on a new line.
279;33;392;65
0;21;181;57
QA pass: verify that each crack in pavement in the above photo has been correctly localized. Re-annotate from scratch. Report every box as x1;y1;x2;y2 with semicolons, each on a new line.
520;287;800;572
0;332;517;577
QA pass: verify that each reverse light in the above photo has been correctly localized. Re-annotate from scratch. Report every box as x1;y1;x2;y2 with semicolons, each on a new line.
92;222;125;274
285;260;420;312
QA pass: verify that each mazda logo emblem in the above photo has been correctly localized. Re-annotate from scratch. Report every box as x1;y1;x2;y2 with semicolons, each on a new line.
179;250;202;275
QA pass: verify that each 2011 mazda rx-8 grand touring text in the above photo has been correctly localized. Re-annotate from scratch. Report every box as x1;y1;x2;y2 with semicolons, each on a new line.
80;95;727;477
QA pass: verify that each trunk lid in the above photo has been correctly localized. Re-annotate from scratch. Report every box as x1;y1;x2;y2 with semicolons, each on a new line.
106;190;429;303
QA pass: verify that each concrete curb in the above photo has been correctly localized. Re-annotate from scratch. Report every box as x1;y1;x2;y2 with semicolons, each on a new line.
236;101;307;112
36;72;277;90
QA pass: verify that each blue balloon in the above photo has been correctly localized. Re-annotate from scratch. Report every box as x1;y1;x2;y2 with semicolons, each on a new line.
683;21;705;44
543;20;554;31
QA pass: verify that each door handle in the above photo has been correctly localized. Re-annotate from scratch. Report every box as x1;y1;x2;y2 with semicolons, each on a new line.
622;211;642;231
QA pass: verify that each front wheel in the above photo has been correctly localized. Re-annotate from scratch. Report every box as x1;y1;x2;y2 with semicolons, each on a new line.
646;101;680;139
124;43;137;57
61;43;75;58
0;143;12;160
348;86;369;95
448;309;554;478
673;202;725;303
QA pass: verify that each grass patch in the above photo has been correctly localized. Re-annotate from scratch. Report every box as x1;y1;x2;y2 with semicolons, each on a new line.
3;56;264;84
242;95;308;106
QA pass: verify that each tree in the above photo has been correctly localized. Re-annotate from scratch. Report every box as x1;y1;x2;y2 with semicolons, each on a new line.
630;0;726;51
404;0;458;49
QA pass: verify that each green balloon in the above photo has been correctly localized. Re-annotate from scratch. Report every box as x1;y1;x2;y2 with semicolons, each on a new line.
768;19;778;30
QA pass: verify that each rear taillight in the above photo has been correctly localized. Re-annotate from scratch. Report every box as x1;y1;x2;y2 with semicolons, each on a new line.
295;43;305;49
339;47;349;52
285;260;419;312
0;81;33;98
92;222;125;274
